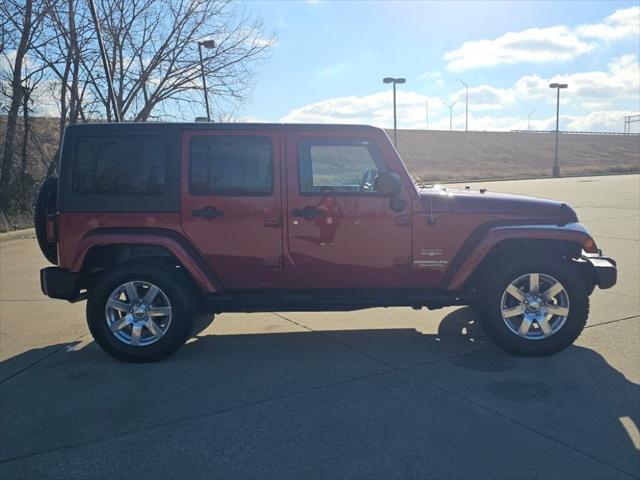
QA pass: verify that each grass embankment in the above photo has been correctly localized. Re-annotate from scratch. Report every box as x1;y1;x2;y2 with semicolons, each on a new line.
2;121;638;232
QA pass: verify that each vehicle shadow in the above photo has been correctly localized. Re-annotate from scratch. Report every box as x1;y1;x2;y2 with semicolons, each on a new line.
0;307;638;477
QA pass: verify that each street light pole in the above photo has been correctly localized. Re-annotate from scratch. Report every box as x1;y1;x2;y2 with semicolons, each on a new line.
198;39;216;122
425;99;429;131
457;79;468;132
549;82;568;177
383;77;406;147
527;107;538;131
444;100;458;132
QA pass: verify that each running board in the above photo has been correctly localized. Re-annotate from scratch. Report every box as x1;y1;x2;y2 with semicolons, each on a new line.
201;288;473;313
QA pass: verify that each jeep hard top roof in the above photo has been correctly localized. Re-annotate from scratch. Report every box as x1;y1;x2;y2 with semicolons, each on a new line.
64;122;384;133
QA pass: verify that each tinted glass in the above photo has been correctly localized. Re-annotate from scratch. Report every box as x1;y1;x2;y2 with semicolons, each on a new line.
298;140;382;194
190;136;272;195
73;136;166;194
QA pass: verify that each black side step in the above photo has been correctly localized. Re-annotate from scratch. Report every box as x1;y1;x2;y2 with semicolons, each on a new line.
201;288;474;313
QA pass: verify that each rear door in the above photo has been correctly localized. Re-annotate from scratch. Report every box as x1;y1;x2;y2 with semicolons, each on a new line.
180;129;283;286
285;130;413;285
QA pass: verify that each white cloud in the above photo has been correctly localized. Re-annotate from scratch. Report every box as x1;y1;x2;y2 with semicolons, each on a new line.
281;90;442;128
419;71;445;87
446;54;639;111
563;110;639;131
443;26;595;71
279;54;639;132
577;6;640;41
443;6;638;71
450;84;516;111
514;54;640;105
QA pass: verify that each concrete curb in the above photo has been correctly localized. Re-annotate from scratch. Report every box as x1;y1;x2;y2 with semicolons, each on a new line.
0;228;36;242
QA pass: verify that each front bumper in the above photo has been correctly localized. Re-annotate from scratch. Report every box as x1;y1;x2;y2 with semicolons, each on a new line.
40;267;84;302
581;253;617;290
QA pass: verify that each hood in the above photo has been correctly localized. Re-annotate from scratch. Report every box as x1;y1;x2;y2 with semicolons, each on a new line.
419;187;578;222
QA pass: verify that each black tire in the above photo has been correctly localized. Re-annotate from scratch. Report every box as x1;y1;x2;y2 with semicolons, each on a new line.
34;176;58;264
191;312;215;337
475;256;589;356
87;261;198;362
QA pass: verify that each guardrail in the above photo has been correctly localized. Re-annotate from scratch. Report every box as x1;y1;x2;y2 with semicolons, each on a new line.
510;130;640;136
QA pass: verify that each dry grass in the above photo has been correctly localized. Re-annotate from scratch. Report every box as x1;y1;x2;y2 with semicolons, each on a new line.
2;120;639;232
389;129;640;182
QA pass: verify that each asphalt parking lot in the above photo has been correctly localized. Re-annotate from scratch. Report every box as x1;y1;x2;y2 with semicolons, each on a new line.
1;174;638;479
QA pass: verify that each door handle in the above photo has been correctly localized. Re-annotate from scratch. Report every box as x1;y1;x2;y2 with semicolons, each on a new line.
292;206;322;219
192;206;223;219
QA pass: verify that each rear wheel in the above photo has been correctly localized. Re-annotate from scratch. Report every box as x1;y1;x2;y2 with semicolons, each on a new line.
87;262;197;362
475;257;589;356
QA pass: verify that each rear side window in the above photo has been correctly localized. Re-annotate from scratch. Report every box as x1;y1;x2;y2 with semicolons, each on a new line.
73;136;166;194
189;136;272;195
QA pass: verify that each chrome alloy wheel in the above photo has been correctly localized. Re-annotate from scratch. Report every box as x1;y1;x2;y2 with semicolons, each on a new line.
105;281;172;346
500;273;570;340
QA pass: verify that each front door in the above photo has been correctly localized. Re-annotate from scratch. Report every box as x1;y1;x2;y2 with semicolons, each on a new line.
180;130;283;287
286;131;412;285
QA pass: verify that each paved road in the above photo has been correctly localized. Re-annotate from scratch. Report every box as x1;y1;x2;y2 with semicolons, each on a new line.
1;175;638;479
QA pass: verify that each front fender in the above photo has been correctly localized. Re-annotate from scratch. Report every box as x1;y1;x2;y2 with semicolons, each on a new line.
71;228;221;293
444;223;597;291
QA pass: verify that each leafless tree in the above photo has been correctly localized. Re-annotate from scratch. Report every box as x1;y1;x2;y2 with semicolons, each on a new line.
86;0;273;121
0;0;50;209
1;0;272;219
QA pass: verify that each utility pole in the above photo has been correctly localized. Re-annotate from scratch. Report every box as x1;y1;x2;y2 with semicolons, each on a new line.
197;39;216;122
444;100;458;132
527;107;537;131
425;99;429;131
549;83;568;177
383;77;406;147
457;79;468;132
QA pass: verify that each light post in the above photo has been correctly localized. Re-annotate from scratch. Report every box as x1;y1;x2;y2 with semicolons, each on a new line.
383;77;405;146
425;99;429;131
198;39;216;122
549;83;568;177
527;107;538;131
444;100;458;132
457;78;468;132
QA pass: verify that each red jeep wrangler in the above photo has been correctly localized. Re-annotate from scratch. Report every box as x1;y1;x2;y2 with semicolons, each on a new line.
36;123;617;362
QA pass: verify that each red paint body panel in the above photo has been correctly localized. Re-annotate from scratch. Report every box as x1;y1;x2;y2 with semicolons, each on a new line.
179;129;285;287
57;213;219;292
446;223;595;290
284;128;414;286
53;123;601;296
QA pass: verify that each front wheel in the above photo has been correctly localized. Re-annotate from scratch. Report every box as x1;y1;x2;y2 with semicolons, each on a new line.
87;261;197;362
475;257;589;356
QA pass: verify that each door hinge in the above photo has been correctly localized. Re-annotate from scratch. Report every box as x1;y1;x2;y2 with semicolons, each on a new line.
394;256;411;266
263;217;282;228
394;215;411;226
263;256;282;269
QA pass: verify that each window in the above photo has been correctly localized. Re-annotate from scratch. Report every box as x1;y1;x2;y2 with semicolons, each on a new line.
298;139;384;194
73;136;166;194
189;136;272;195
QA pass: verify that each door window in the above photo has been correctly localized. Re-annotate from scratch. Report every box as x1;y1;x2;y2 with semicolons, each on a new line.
298;139;384;194
189;136;272;195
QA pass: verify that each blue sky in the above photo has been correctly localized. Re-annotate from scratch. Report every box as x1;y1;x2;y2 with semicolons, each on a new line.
237;0;640;132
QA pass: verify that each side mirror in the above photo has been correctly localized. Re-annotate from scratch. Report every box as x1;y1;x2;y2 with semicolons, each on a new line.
374;172;402;197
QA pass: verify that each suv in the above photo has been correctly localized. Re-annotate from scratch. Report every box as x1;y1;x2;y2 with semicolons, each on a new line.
36;123;617;362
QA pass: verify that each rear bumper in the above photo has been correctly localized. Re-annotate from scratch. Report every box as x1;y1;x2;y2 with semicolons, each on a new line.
40;267;84;302
582;253;617;290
